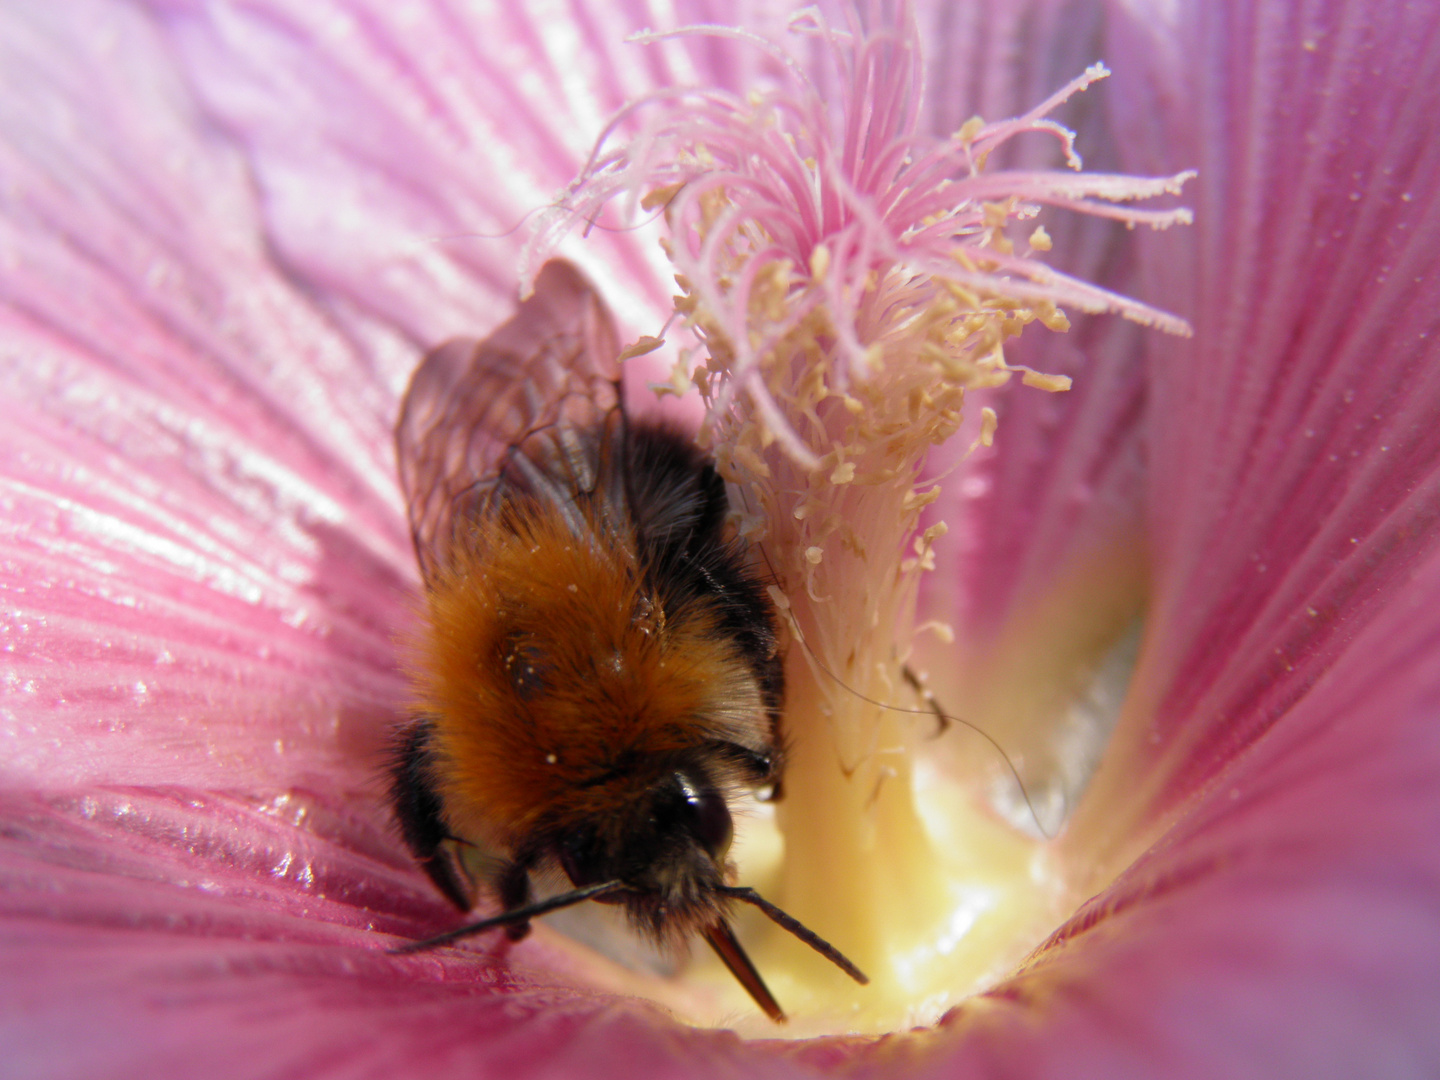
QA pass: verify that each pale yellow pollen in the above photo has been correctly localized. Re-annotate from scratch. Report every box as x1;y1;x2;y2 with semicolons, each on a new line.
1036;302;1071;332
951;248;979;273
917;521;949;550
620;335;666;361
829;462;856;485
914;619;956;644
982;201;1013;229
732;443;772;478
902;485;942;512
810;245;831;282
955;114;985;145
805;546;824;565
641;183;685;212
796;364;828;408
649;357;693;399
940;279;982;308
968;405;999;453
1028;225;1053;251
1021;370;1073;392
734;512;767;542
979;346;1008;373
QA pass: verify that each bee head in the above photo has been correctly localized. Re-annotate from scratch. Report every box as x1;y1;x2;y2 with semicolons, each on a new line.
554;767;735;936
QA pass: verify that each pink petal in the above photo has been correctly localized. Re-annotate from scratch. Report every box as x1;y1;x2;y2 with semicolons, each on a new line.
1111;0;1440;823
1;0;412;794
913;0;1440;1074
142;0;683;357
902;553;1440;1079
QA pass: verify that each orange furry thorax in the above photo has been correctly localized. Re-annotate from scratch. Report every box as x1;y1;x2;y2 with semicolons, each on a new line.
410;498;754;848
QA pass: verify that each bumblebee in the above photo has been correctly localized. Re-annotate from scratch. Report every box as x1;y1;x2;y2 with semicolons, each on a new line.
388;259;865;1021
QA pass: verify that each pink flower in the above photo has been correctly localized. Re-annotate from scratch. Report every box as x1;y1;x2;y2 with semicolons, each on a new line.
2;1;1437;1077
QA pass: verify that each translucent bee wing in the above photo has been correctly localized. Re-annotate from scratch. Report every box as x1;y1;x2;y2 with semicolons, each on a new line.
396;260;622;582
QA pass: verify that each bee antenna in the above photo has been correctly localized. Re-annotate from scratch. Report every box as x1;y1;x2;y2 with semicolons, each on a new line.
422;205;545;242
578;206;667;235
717;885;869;986
389;881;628;955
422;197;668;245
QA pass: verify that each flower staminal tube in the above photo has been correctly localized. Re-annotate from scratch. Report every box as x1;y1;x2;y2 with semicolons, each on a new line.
535;8;1194;1028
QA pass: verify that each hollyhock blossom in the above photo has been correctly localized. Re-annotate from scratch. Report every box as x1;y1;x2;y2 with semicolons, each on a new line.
1;2;1438;1079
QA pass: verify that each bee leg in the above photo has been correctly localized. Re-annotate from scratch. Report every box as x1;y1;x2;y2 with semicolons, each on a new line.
710;742;784;801
497;857;536;942
901;665;949;738
389;718;476;911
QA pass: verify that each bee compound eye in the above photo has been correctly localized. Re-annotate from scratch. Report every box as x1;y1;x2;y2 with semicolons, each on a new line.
675;771;734;861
